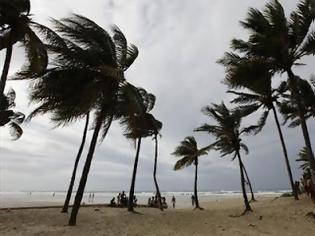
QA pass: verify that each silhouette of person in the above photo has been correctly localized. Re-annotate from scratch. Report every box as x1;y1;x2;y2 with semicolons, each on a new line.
191;195;195;207
172;195;176;208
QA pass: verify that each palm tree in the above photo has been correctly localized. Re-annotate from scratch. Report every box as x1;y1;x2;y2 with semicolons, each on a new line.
0;88;24;140
195;103;253;214
120;90;157;212
230;0;315;179
0;0;48;102
151;119;163;210
172;136;208;209
218;55;298;200
61;113;89;213
242;164;256;202
24;14;141;225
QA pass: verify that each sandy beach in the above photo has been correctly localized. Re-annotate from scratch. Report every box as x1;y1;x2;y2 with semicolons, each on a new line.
1;195;315;236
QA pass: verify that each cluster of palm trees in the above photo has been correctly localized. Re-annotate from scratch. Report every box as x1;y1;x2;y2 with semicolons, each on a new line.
173;0;315;214
0;0;164;226
2;0;315;225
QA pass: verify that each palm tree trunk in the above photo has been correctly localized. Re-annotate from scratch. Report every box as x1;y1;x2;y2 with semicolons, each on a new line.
287;69;315;183
68;108;110;226
194;157;201;209
271;104;298;200
128;138;142;212
153;134;163;211
62;113;89;213
236;151;252;213
0;46;13;102
241;162;256;202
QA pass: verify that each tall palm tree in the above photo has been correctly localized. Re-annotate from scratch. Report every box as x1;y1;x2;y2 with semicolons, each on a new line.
0;0;48;102
151;119;163;210
61;113;89;213
25;14;141;225
120;90;157;212
172;136;208;209
218;55;298;200
230;0;315;180
242;164;256;202
0;88;24;140
195;103;253;214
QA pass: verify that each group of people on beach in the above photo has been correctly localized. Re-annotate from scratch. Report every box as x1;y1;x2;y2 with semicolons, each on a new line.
147;195;168;208
88;193;95;203
108;192;178;209
147;195;177;209
109;191;138;207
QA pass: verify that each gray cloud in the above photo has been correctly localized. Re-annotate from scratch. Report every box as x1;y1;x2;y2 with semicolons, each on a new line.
0;0;312;193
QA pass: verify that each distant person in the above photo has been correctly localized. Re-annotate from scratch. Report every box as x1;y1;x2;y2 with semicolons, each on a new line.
172;195;176;208
148;197;151;206
121;191;127;206
53;192;55;197
110;197;116;207
92;193;95;203
295;181;301;195
191;195;195;207
162;197;168;209
307;178;315;203
88;193;91;203
133;195;138;206
117;193;121;205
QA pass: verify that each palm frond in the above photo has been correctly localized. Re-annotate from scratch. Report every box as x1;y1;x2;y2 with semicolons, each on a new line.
15;26;48;79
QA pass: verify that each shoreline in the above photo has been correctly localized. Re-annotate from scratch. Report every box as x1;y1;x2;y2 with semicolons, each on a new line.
0;191;282;209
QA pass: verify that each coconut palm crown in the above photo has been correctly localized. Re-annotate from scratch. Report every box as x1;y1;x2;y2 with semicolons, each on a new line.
172;136;208;209
195;102;253;213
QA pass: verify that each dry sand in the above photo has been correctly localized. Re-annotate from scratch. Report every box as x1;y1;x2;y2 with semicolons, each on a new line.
1;195;315;236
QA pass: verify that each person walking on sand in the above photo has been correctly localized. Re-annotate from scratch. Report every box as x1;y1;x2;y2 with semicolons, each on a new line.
172;195;176;208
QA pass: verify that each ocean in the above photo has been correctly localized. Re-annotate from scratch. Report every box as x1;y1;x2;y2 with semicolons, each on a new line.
0;190;288;209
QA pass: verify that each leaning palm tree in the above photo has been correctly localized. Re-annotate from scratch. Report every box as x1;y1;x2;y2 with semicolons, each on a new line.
151;118;163;210
195;103;253;214
0;0;48;101
24;14;140;225
230;0;315;179
242;164;256;202
120;90;157;212
61;113;89;213
0;88;24;140
172;136;208;209
218;55;298;200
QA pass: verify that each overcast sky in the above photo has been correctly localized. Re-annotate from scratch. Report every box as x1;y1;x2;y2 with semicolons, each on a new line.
1;0;315;192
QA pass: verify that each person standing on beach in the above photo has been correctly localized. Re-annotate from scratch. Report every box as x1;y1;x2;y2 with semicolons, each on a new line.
191;195;195;207
172;195;176;208
117;193;121;206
